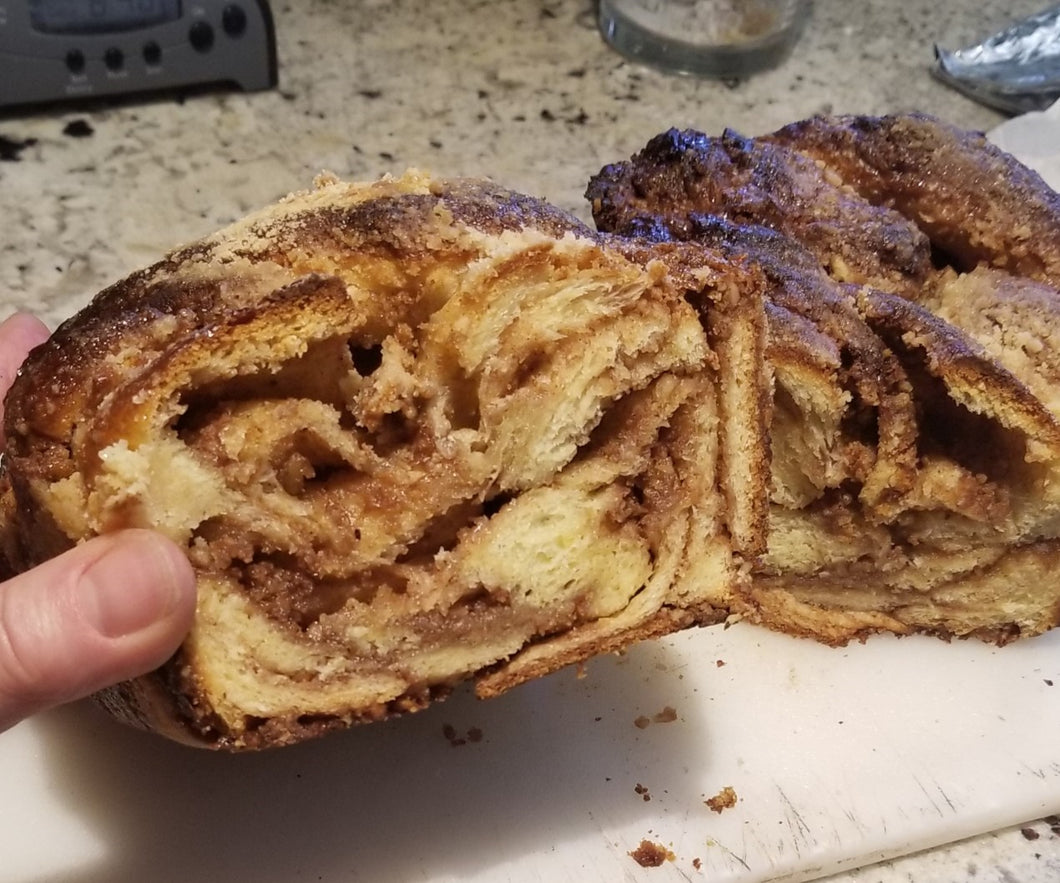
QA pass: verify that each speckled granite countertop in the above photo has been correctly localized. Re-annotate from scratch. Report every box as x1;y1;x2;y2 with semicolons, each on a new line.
1;1;1058;880
1;0;1053;326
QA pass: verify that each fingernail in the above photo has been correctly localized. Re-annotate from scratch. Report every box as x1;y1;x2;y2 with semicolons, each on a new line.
83;534;187;639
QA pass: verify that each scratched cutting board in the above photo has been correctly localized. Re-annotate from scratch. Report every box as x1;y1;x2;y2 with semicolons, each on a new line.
1;623;1058;883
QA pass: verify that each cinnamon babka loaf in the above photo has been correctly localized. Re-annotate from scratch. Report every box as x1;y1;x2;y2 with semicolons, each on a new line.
3;113;1059;751
586;112;1060;645
0;172;768;749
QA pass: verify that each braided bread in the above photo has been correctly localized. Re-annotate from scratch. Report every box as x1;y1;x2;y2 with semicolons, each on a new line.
4;113;1060;750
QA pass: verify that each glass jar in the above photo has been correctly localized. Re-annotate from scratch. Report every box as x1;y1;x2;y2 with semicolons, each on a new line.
598;0;811;78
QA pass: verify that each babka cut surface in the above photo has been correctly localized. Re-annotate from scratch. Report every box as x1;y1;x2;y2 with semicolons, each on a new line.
0;172;763;749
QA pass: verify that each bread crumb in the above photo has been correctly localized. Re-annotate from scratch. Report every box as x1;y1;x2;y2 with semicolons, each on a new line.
629;839;674;867
634;783;651;802
706;785;738;813
634;705;678;728
442;724;483;746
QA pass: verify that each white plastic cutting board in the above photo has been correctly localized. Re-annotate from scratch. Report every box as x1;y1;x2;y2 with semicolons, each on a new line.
3;110;1060;883
1;623;1059;883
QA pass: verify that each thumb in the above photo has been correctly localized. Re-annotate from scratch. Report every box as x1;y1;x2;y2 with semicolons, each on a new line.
0;530;197;733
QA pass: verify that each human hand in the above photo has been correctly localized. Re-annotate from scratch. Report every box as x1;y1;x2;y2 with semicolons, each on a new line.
0;313;197;733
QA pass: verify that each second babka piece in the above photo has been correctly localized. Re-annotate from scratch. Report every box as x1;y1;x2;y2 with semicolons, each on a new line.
586;112;1060;646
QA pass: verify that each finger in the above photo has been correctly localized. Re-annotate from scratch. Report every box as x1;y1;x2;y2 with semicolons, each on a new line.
0;529;197;733
0;313;50;444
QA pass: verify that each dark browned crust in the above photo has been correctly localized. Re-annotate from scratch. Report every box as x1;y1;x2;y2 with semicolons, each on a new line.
586;127;933;296
767;113;1060;287
476;601;726;699
92;653;462;751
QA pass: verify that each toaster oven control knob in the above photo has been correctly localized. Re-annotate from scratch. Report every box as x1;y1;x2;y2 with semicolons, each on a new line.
65;50;86;75
223;5;248;37
189;20;215;52
104;47;124;72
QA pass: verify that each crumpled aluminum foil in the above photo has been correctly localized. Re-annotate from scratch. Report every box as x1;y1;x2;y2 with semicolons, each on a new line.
934;5;1060;114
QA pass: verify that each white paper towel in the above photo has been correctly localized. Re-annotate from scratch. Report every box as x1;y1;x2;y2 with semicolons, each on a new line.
989;99;1060;189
